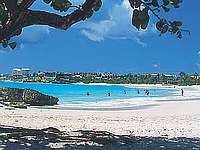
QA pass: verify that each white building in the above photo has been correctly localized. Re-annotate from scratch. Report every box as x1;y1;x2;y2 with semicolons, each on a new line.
21;68;30;76
12;68;22;76
12;68;30;76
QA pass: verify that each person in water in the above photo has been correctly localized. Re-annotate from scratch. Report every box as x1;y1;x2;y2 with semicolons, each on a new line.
145;89;149;96
181;89;184;96
86;92;90;96
146;90;150;96
137;89;140;94
108;92;111;96
124;90;127;94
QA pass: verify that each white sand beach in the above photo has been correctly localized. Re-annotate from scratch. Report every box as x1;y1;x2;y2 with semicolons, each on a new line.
0;85;200;138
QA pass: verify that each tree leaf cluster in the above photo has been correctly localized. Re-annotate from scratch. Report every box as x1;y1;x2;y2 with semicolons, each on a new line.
43;0;72;12
128;0;186;38
82;0;102;20
147;0;183;12
43;0;102;20
1;40;17;49
0;0;189;50
156;19;183;38
132;8;149;30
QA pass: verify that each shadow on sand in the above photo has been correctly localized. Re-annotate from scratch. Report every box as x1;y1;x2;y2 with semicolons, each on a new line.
0;125;199;150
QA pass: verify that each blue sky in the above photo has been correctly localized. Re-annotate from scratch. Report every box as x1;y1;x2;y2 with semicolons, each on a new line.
0;0;199;74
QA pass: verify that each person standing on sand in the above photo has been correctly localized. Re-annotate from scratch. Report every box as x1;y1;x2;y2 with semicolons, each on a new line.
181;89;184;96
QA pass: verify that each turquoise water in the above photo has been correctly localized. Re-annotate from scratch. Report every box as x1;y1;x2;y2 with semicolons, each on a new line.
0;81;176;104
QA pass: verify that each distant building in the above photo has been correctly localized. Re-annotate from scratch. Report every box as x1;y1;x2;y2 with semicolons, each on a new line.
12;68;30;76
12;68;22;76
151;73;159;76
164;74;176;77
21;68;31;76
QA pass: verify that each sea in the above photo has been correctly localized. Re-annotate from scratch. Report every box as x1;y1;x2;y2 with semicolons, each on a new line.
0;81;178;108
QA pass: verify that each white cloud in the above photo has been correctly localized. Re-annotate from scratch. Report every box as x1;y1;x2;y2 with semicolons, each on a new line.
153;64;160;68
197;51;200;56
0;26;51;53
12;25;52;50
20;26;51;43
19;43;25;49
78;0;155;46
71;0;84;5
0;46;15;53
197;63;200;70
196;51;200;70
0;43;25;53
0;48;10;53
80;20;115;42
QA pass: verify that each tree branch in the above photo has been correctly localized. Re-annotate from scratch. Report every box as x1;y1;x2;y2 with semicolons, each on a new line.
3;0;18;11
0;0;100;41
23;0;98;29
17;0;37;9
2;0;35;11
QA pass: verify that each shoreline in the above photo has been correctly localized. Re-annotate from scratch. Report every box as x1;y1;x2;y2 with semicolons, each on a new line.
54;84;200;109
1;81;200;110
0;83;200;138
1;80;198;87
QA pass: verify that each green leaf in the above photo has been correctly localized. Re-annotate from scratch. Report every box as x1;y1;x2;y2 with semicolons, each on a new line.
156;19;168;34
2;40;8;48
176;30;182;39
132;9;140;30
50;0;72;12
161;24;169;33
9;42;17;49
43;0;52;4
129;0;141;8
140;8;149;30
129;0;135;9
93;0;102;12
163;0;170;6
135;0;141;8
132;8;149;30
171;21;182;26
152;0;159;7
170;0;181;8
